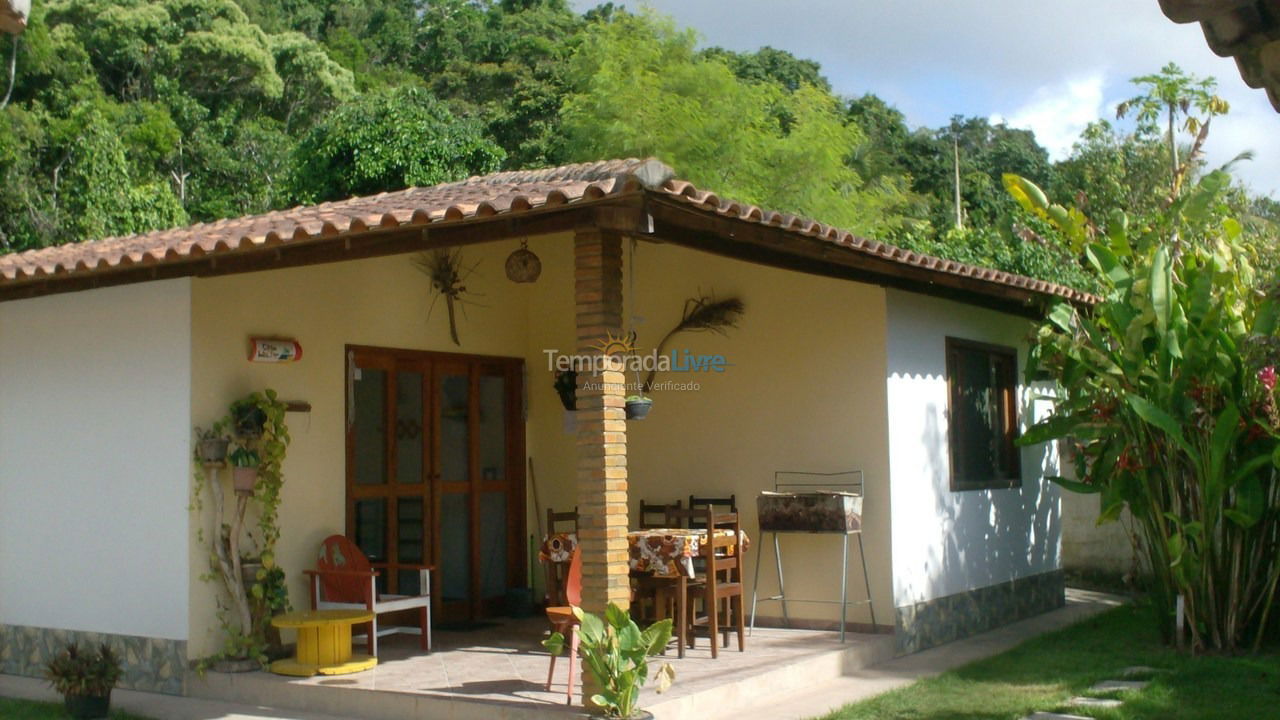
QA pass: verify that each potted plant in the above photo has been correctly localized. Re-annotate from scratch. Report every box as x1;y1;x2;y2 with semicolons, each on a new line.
555;369;578;411
45;643;121;720
230;398;267;439
229;445;260;495
624;395;653;420
543;604;674;719
194;422;231;463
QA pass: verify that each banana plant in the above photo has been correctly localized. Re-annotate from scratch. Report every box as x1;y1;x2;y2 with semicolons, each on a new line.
1012;170;1280;653
543;604;675;718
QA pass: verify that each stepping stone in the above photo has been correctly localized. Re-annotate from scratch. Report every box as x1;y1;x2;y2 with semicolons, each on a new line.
1068;696;1124;709
1025;713;1092;720
1090;679;1149;693
1120;665;1163;677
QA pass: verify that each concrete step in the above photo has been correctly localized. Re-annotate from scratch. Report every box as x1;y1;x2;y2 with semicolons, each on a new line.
647;634;897;720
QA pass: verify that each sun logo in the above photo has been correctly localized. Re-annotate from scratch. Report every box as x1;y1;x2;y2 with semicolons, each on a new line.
591;330;635;357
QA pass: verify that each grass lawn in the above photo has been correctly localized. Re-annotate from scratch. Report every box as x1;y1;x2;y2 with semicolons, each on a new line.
820;603;1280;720
0;697;152;719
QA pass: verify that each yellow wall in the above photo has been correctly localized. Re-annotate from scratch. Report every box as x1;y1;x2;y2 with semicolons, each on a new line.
188;234;892;657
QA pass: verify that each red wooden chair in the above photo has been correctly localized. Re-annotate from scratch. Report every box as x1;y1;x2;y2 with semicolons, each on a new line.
545;546;582;705
303;534;434;656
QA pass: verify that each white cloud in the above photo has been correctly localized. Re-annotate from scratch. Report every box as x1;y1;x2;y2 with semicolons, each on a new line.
993;75;1107;160
571;0;1280;194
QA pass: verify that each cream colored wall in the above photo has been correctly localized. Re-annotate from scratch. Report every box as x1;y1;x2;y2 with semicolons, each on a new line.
188;241;544;658
543;241;895;627
188;234;895;658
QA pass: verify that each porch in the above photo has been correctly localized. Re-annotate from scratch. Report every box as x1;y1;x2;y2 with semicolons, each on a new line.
188;621;895;720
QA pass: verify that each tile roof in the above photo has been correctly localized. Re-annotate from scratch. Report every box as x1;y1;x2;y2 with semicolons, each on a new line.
1158;0;1280;112
0;158;1095;306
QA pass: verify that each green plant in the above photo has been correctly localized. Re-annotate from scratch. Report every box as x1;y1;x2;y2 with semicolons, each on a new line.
543;604;675;718
555;369;578;411
44;643;121;697
228;446;260;468
230;399;268;438
191;389;292;665
625;395;651;403
1012;170;1280;653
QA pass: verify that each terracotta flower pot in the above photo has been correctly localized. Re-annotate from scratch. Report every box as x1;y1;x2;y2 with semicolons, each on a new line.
233;466;259;494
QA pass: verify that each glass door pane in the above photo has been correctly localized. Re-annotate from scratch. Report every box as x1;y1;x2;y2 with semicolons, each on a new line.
395;371;424;485
397;497;425;595
438;370;471;609
353;368;386;486
478;373;509;602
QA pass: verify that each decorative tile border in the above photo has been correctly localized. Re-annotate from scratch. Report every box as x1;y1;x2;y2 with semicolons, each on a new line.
0;624;186;695
894;569;1065;654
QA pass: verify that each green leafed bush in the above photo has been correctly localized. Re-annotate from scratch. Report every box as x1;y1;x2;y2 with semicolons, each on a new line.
1014;170;1280;653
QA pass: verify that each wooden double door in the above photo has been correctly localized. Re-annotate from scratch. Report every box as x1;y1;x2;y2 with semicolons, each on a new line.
346;345;525;621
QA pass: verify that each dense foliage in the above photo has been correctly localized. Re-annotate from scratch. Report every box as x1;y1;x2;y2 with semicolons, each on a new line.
1017;170;1280;653
0;0;1275;293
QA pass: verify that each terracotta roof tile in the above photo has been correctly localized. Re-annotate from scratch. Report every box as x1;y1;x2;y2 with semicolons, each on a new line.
0;157;1096;306
1158;0;1280;111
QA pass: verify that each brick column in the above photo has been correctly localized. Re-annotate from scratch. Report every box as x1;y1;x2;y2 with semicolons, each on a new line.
574;227;631;616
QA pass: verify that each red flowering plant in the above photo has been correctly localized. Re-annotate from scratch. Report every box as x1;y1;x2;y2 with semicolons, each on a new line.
1011;170;1280;654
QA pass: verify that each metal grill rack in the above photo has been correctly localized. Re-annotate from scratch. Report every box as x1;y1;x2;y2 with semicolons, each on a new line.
749;470;875;642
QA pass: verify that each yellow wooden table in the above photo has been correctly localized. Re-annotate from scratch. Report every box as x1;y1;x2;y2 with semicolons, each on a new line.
270;609;376;676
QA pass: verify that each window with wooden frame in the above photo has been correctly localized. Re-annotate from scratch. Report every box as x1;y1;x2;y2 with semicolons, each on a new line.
946;337;1021;491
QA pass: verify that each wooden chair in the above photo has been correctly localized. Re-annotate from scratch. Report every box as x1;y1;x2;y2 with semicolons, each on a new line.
685;510;745;658
545;546;582;705
304;534;434;656
547;506;579;534
688;494;737;529
543;507;578;606
638;499;682;529
632;500;684;628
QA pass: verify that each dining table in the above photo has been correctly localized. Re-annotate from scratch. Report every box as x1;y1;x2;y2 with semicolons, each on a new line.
539;527;750;579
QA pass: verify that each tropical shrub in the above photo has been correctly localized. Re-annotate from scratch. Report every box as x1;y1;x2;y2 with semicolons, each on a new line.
543;603;675;718
1014;170;1280;653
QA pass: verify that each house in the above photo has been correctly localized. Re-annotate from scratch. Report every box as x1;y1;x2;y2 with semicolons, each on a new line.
0;158;1084;700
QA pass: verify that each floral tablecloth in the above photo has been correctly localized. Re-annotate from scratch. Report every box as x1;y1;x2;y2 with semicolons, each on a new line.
539;528;749;579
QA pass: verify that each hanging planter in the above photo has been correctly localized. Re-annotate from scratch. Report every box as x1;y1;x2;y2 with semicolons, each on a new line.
625;396;653;420
554;369;577;411
505;239;541;283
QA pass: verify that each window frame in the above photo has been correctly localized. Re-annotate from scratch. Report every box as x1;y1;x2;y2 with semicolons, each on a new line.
945;337;1023;491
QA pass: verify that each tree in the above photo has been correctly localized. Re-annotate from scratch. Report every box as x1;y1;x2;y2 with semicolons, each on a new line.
560;11;915;238
700;45;831;93
288;86;506;204
1015;170;1280;653
1116;62;1229;201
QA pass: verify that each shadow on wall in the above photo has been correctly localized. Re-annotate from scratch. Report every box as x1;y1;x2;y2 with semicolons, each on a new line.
901;385;1061;605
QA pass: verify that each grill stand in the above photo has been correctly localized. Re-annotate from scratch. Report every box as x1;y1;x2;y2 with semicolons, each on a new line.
749;470;876;643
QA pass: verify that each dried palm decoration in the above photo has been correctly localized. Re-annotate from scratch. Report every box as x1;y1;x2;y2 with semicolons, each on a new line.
642;293;745;392
414;249;482;346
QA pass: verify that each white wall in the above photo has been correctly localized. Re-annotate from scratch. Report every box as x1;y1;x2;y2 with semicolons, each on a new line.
885;290;1061;608
0;279;191;640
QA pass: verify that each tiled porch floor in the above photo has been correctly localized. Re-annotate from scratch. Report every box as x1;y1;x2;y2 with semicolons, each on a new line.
189;617;895;720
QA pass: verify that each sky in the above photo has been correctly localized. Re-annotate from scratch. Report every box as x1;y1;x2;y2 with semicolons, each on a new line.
570;0;1280;197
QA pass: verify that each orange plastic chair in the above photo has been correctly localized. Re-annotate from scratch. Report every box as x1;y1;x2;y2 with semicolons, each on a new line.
303;535;434;656
545;546;582;704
